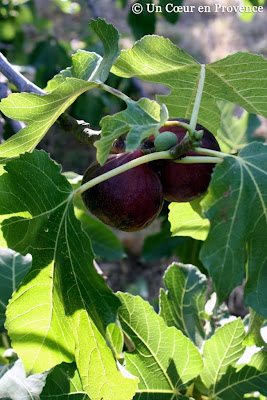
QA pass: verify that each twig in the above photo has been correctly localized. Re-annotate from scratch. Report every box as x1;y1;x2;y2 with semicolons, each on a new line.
0;52;99;144
0;78;26;135
0;52;44;94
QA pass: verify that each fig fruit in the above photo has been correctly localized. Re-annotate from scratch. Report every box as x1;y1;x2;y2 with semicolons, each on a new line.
154;131;178;151
82;149;164;232
157;118;221;202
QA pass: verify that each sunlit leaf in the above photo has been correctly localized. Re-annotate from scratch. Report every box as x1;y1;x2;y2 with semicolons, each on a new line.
169;198;209;241
117;292;203;398
113;39;267;134
198;319;246;393
0;151;137;400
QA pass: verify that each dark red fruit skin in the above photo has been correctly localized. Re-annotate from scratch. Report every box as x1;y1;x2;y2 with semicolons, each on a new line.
82;149;164;232
157;118;221;202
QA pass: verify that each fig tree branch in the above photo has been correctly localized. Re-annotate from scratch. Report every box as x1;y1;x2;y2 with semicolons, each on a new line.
0;52;100;144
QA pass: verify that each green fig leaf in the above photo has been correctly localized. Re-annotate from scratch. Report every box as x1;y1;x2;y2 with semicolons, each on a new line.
0;151;137;400
200;143;267;316
213;350;267;399
0;19;120;175
198;319;246;393
113;39;267;133
40;362;89;400
117;292;203;397
0;79;97;175
95;98;167;165
169;198;209;241
217;101;263;153
0;248;32;327
159;263;207;347
106;323;124;359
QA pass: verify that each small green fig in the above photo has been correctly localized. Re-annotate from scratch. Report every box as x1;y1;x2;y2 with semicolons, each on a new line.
154;131;178;151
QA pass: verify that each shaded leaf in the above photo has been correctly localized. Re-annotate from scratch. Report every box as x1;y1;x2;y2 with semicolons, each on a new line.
0;248;32;327
243;309;267;347
217;101;263;153
0;151;137;400
117;292;203;398
200;143;267;315
214;350;267;399
160;0;183;23
159;263;207;347
142;220;182;262
40;362;89;400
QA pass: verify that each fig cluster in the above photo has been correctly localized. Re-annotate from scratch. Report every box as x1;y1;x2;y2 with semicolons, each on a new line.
82;119;221;232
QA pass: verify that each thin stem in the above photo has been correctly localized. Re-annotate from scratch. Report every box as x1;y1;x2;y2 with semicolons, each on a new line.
1;332;10;349
74;151;171;197
99;83;132;103
194;147;228;158
190;64;206;132
74;151;222;197
174;156;222;164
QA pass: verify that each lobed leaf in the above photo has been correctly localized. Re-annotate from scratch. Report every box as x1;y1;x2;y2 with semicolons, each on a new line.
0;18;120;174
0;79;96;174
117;292;203;398
112;38;267;133
159;263;207;347
0;151;137;400
198;318;246;393
46;19;120;90
95;98;167;165
200;142;267;315
214;350;267;399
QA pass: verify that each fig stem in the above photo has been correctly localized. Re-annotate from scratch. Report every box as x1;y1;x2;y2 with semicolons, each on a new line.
174;156;222;164
74;150;223;198
99;83;132;103
194;147;228;158
189;64;206;132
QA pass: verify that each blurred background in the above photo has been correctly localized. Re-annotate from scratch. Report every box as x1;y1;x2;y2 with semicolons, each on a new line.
0;0;266;314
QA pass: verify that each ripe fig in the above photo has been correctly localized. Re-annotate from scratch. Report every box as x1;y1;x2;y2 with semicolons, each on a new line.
82;149;164;232
157;118;221;202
